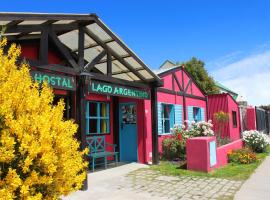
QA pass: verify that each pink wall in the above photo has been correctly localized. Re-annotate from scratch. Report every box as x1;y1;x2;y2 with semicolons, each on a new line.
143;100;153;163
157;92;184;153
157;67;207;154
185;97;207;119
186;137;243;172
247;106;257;130
208;94;241;141
162;74;173;90
186;137;216;172
227;95;241;140
216;139;243;167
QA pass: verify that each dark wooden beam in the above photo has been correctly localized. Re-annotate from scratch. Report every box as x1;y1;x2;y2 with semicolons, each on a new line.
96;54;130;65
48;28;80;71
83;27;147;83
17;20;58;39
107;52;112;76
71;38;114;53
151;87;159;164
0;13;97;21
17;57;77;75
184;80;192;93
185;93;207;101
78;26;85;68
84;50;106;72
173;72;183;91
88;72;149;89
76;75;88;191
182;70;187;121
39;28;48;64
157;88;206;101
172;73;175;92
157;88;183;95
112;69;130;76
6;20;24;26
5;23;80;34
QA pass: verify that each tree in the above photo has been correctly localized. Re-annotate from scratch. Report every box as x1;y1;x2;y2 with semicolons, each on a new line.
177;57;220;94
0;38;88;199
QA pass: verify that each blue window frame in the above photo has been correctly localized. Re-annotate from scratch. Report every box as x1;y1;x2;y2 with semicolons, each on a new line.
86;101;110;135
161;104;175;134
193;107;202;122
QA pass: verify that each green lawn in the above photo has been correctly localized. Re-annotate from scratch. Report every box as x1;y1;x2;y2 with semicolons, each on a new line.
150;150;270;181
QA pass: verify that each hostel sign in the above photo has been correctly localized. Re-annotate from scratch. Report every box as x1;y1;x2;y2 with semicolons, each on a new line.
30;71;76;91
88;81;150;99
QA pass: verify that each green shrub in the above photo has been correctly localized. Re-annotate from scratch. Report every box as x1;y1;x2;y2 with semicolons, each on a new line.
217;136;231;147
228;148;258;164
162;137;186;160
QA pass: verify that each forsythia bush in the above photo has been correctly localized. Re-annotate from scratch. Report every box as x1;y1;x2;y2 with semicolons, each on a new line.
0;38;88;199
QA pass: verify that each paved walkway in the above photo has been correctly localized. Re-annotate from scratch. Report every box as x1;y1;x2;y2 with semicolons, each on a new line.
234;155;270;200
63;163;243;200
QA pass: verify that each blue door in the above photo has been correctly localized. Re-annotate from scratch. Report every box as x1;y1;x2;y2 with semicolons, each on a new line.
119;103;138;162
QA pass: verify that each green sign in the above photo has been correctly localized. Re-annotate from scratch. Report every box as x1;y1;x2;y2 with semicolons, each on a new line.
88;81;150;99
30;71;76;91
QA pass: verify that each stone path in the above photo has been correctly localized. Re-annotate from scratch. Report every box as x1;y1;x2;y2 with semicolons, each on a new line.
64;163;243;200
120;169;243;200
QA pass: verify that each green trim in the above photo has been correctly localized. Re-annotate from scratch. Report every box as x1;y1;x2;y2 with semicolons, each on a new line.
215;81;238;99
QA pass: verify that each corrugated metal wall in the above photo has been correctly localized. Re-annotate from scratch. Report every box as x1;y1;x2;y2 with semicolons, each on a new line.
255;107;267;133
208;94;230;138
265;111;270;134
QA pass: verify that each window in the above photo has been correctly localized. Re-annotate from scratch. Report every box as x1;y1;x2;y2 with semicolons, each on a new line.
193;107;202;122
86;101;110;135
161;104;174;134
232;111;237;127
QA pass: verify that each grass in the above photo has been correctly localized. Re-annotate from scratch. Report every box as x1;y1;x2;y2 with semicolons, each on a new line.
150;149;270;181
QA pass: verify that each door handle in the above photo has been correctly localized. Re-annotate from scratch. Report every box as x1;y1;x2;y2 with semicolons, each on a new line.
121;122;124;130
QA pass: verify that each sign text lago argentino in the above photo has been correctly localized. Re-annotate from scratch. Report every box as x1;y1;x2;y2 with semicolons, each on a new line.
89;81;150;99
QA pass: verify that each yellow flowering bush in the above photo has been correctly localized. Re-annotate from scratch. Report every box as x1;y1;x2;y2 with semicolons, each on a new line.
0;38;88;200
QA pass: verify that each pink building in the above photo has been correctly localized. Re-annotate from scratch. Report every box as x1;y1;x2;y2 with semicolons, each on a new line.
154;65;208;153
208;93;241;141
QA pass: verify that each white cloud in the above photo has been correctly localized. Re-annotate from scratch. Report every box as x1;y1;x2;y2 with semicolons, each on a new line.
209;49;270;106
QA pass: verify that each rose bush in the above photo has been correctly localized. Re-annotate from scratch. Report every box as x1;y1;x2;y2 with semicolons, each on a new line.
186;120;214;137
162;124;188;160
243;130;270;153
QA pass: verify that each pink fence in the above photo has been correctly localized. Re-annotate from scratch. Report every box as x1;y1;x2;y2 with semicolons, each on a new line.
187;137;243;172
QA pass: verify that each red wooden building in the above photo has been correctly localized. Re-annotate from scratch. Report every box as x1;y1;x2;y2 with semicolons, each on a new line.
0;13;163;174
208;93;241;141
153;65;208;153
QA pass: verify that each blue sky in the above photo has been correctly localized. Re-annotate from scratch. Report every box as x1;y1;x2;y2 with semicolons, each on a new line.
1;0;270;105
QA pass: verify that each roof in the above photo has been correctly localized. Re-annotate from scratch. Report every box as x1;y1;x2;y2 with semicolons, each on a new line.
159;60;176;69
154;64;207;96
0;12;162;85
215;81;238;96
153;65;180;75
